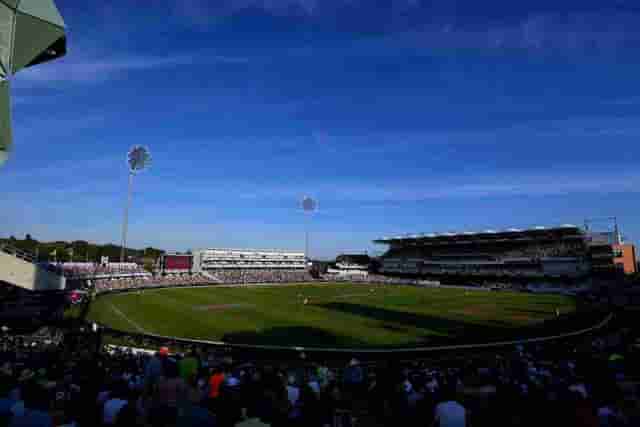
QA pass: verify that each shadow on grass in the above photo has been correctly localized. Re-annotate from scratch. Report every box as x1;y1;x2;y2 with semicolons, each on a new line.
222;326;370;348
316;302;513;341
509;308;558;316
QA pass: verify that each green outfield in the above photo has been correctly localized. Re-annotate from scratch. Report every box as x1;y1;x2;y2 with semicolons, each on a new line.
86;283;578;348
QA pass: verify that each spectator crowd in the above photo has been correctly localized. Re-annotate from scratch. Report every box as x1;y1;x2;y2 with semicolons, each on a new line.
209;270;314;285
0;313;638;427
43;263;149;280
91;274;212;293
87;270;315;294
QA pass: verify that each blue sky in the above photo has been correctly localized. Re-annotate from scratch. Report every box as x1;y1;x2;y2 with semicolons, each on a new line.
3;0;640;259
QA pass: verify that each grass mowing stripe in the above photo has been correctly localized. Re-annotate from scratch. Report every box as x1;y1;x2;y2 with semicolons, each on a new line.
87;283;577;348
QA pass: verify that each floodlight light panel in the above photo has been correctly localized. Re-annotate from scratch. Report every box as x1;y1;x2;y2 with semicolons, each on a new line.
302;196;317;212
127;145;151;173
11;11;64;73
1;1;19;10
18;0;66;29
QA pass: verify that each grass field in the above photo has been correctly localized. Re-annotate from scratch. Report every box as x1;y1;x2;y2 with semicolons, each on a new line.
87;283;577;349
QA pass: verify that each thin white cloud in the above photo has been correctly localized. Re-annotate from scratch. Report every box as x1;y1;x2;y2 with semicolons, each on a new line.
12;51;248;86
12;113;107;141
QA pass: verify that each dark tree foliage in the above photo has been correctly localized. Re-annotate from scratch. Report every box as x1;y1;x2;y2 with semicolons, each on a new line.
0;235;164;264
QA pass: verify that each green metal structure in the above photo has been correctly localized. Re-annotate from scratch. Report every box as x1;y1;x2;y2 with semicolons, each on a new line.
0;0;66;166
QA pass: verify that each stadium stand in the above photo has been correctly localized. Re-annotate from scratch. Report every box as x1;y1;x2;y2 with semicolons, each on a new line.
326;255;371;278
45;262;149;280
56;247;314;294
374;225;620;280
0;309;637;427
194;248;307;272
88;269;314;294
208;269;314;284
0;243;66;291
52;248;312;294
91;273;212;293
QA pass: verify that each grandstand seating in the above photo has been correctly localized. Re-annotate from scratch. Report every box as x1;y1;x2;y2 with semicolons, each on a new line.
207;269;314;284
195;248;307;271
91;273;212;293
46;262;149;279
89;269;315;293
377;228;594;279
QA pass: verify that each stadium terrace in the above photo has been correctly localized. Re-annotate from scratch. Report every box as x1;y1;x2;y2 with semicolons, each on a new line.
193;248;307;271
374;225;627;280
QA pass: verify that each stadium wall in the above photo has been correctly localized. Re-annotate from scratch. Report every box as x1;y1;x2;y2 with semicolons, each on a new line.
0;248;66;291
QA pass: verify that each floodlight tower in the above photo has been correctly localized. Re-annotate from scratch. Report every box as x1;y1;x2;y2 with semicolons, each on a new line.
0;0;67;167
302;196;317;264
120;146;151;263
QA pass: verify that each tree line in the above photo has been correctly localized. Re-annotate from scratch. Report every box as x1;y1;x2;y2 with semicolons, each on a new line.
0;234;164;267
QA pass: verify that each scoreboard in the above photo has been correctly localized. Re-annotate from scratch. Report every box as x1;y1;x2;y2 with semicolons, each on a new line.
162;254;193;272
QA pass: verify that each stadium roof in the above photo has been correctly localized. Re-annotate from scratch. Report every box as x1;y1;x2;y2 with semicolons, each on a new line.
374;224;582;244
0;0;67;167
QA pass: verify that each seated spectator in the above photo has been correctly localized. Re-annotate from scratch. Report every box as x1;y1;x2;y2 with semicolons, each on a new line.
207;367;225;411
103;381;130;425
343;359;364;396
9;380;53;427
143;349;166;393
113;401;137;427
178;349;200;384
298;383;322;427
286;375;300;408
154;359;187;410
433;385;466;427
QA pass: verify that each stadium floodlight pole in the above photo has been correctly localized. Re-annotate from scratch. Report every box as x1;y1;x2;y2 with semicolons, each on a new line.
305;218;309;262
120;172;134;263
120;146;151;263
302;196;317;264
